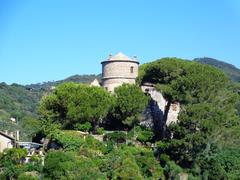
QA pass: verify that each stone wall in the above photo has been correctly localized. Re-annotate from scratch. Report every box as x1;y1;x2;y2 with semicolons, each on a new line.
102;61;138;79
102;60;139;92
102;78;136;92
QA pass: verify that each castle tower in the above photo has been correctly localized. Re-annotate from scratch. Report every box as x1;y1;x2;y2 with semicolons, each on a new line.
101;52;139;92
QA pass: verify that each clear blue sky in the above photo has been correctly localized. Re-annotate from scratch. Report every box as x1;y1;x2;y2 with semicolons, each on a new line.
0;0;240;85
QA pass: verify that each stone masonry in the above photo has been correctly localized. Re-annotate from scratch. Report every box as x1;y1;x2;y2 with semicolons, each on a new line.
101;52;139;92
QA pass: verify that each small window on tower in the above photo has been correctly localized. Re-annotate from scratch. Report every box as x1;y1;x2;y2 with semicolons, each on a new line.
130;66;134;73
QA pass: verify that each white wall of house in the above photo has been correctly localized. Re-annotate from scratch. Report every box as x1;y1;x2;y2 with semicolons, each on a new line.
0;135;13;152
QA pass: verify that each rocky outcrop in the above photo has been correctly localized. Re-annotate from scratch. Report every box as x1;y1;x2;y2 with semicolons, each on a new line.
140;84;180;135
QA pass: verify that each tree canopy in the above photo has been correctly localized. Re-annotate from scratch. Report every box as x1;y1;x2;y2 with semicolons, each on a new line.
139;58;240;179
113;84;149;128
39;82;115;131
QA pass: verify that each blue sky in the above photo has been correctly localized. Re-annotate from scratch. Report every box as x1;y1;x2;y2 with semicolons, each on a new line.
0;0;240;85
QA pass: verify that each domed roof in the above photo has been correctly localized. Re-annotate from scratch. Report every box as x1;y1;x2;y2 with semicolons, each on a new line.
101;52;139;64
108;52;132;61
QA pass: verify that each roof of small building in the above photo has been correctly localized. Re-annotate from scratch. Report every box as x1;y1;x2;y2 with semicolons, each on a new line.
17;142;43;149
108;52;133;61
0;131;15;140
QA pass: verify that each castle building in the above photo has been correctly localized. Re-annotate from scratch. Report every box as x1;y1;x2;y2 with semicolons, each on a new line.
101;52;139;92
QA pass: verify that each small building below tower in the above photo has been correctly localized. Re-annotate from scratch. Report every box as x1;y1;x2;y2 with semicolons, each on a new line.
101;52;139;92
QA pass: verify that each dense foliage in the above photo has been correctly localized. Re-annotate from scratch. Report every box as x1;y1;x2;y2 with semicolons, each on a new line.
39;83;115;131
0;83;42;140
0;74;101;140
139;58;240;179
0;83;41;120
1;57;240;179
39;129;164;179
0;148;42;179
113;84;149;128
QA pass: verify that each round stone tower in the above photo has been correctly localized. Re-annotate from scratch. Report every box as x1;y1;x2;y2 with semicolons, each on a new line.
101;52;139;92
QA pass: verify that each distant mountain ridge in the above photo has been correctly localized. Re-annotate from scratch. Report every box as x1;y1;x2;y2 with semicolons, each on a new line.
25;74;101;91
194;57;240;83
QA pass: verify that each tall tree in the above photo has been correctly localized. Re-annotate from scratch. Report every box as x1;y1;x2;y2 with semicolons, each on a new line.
113;84;149;128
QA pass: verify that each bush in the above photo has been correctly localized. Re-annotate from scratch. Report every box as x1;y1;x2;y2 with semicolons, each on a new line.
134;126;154;143
18;173;39;180
164;161;183;179
52;131;85;151
44;150;105;179
96;127;105;135
74;122;92;132
103;131;126;144
44;150;77;179
84;136;108;154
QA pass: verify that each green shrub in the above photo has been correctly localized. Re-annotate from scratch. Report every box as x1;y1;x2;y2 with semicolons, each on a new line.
44;150;105;179
84;136;107;154
53;131;85;151
103;131;126;144
164;161;183;179
18;173;39;180
96;127;105;135
134;126;154;143
74;122;92;132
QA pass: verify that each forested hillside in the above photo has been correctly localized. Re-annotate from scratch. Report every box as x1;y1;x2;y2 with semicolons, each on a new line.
0;58;240;180
25;74;101;90
0;83;41;131
137;58;240;179
0;59;240;179
0;74;100;118
194;57;240;82
0;74;100;138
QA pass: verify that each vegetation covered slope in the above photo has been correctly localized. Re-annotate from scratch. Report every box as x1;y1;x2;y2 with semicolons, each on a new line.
1;58;240;179
194;57;240;82
0;74;100;119
138;58;240;179
0;83;42;131
25;74;101;91
0;74;101;138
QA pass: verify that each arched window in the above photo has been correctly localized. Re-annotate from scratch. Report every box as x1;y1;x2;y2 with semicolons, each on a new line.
130;66;134;73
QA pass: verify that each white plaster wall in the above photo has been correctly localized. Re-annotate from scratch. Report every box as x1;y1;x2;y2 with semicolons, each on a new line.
0;135;13;152
102;60;139;92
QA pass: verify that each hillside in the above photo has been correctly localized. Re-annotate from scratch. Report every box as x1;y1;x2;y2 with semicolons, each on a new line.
0;83;41;119
194;57;240;82
1;58;240;124
25;74;101;91
1;58;240;179
0;74;101;129
0;83;42;133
